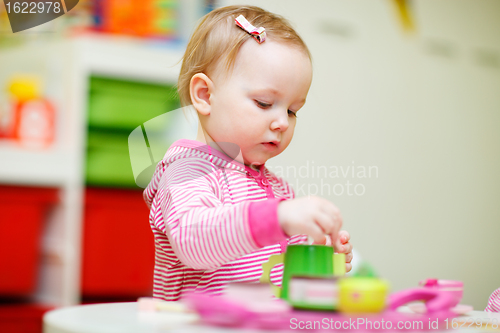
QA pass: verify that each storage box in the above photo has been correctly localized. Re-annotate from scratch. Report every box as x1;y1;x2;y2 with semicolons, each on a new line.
85;131;136;187
81;187;154;297
88;77;179;130
85;76;179;188
0;185;58;296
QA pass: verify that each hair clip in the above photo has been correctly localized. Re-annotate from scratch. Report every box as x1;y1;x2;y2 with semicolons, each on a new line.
235;15;266;43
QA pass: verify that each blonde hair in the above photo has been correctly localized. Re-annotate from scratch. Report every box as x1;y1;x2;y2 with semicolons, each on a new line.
178;5;311;107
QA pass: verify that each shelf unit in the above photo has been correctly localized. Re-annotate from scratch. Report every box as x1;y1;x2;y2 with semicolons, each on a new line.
0;34;189;306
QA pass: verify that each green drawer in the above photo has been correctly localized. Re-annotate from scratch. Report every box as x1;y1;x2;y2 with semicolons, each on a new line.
89;77;176;100
85;130;171;188
86;77;179;187
87;130;129;151
88;77;179;130
86;131;133;187
86;149;136;187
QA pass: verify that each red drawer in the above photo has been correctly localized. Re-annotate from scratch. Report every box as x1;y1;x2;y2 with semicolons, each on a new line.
0;185;58;296
81;187;154;297
0;303;54;333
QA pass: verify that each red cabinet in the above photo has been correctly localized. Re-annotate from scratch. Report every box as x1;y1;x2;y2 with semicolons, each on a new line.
81;187;154;297
0;185;58;296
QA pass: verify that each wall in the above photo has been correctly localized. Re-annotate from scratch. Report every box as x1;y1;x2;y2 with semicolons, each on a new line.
220;0;500;309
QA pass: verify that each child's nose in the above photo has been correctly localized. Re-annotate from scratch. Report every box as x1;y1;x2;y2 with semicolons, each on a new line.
270;110;289;131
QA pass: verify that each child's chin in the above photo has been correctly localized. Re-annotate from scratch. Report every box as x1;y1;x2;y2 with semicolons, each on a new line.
243;157;266;168
243;150;280;167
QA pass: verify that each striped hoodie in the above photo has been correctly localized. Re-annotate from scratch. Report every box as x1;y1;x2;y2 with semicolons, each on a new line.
143;139;307;301
486;288;500;312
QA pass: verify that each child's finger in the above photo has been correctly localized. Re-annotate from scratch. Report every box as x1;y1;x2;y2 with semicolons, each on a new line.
345;263;352;273
334;239;343;252
315;211;336;235
331;213;343;246
327;206;343;226
334;239;352;254
329;222;341;249
312;236;327;245
320;201;342;227
323;234;332;246
305;223;327;244
338;230;350;244
312;212;339;248
317;203;342;247
343;241;353;254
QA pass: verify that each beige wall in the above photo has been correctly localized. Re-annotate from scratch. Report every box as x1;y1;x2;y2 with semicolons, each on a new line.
220;0;500;309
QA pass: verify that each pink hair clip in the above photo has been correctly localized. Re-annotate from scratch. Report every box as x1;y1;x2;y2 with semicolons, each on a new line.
235;15;266;43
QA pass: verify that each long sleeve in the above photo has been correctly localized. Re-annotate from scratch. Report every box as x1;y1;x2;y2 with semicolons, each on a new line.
157;157;288;270
486;288;500;312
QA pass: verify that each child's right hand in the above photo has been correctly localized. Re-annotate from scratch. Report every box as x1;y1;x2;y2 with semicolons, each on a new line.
277;196;343;245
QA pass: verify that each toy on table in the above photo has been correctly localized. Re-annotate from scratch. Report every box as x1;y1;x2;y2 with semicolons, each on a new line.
405;278;473;315
184;282;458;331
259;244;346;311
182;245;459;331
258;244;391;313
419;279;463;306
338;277;389;313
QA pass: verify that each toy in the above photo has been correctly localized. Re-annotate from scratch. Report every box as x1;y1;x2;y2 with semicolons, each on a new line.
6;76;55;149
181;247;462;331
259;244;345;310
419;279;463;307
388;287;457;313
183;263;460;331
184;286;457;331
406;279;472;315
338;277;389;313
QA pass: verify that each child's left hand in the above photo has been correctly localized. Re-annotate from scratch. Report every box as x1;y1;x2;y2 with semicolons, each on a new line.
313;230;353;273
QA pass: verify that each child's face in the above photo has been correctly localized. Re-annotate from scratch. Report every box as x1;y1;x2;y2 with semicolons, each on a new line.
204;38;312;167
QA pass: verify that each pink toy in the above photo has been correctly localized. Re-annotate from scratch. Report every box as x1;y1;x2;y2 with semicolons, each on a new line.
387;288;456;313
409;279;472;315
184;287;457;331
419;279;463;307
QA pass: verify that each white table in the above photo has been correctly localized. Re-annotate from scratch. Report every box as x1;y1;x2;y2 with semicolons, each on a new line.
43;302;500;333
43;302;274;333
43;302;200;333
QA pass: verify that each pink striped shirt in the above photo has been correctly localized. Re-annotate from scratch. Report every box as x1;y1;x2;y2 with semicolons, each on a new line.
486;288;500;312
143;139;307;301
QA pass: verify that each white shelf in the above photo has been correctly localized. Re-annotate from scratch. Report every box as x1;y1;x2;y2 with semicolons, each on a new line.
76;34;185;84
0;142;72;186
0;33;184;306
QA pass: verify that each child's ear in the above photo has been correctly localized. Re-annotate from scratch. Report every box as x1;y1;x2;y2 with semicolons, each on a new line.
190;73;214;116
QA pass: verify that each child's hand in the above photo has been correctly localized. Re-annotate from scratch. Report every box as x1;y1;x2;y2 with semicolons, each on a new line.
312;230;353;273
278;196;343;246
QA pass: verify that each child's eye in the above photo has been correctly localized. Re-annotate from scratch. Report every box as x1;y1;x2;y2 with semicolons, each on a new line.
288;110;298;118
255;100;272;109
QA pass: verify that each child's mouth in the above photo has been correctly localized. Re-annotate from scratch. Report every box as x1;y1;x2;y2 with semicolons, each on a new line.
261;142;278;150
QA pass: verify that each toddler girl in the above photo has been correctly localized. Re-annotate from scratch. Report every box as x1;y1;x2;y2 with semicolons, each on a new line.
144;5;353;301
